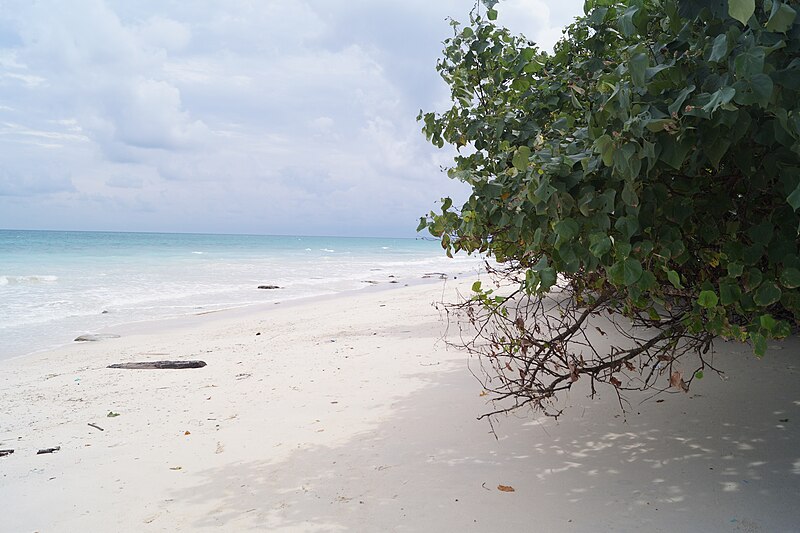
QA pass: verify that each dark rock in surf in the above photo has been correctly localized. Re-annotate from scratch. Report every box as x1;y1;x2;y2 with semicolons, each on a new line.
257;285;280;289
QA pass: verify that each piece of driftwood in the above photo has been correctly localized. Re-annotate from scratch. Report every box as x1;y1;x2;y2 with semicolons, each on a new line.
88;423;104;431
0;449;13;457
75;333;121;342
37;446;60;455
108;360;207;370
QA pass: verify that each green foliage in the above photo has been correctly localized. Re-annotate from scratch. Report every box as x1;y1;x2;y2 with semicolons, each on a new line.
421;0;800;361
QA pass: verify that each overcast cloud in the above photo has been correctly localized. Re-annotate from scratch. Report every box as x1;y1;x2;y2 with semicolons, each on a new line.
0;0;583;237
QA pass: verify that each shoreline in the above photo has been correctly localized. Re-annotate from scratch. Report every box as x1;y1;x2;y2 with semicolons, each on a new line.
1;277;798;531
3;268;481;364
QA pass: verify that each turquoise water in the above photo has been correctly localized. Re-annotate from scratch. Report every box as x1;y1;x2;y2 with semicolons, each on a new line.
0;230;482;360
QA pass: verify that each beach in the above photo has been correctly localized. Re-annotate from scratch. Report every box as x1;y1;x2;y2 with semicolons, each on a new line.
1;278;799;532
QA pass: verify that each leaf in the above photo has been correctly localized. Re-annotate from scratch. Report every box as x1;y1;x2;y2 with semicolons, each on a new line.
787;182;800;211
754;281;782;307
698;290;719;308
512;146;531;171
629;53;648;88
554;218;579;243
765;2;797;32
594;134;614;166
667;269;682;289
487;8;498;20
719;281;742;305
751;331;767;357
780;267;800;289
728;0;755;25
621;181;639;207
107;411;120;418
670;371;689;392
497;484;515;492
702;86;736;114
760;313;777;332
622;258;643;286
709;33;729;63
472;281;482;292
184;430;191;436
695;370;704;380
589;234;612;258
610;376;622;388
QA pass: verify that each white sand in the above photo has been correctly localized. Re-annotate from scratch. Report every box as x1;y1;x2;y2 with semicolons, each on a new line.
1;279;798;532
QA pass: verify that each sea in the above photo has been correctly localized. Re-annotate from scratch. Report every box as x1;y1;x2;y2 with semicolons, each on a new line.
0;230;485;360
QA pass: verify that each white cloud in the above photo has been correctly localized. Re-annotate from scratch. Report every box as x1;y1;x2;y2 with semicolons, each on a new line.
0;0;584;236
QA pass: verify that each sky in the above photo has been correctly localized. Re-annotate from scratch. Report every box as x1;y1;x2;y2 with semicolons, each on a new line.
0;0;584;237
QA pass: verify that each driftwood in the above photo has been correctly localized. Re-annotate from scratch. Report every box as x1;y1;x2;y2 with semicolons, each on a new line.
75;334;121;342
37;446;60;455
0;449;13;457
108;360;207;370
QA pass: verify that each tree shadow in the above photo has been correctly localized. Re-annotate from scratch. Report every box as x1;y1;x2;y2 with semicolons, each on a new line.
168;340;800;532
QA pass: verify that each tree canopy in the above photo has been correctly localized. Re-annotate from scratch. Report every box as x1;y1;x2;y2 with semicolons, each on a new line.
419;0;800;415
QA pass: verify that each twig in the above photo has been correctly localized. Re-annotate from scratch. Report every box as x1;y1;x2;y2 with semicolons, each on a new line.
88;423;104;431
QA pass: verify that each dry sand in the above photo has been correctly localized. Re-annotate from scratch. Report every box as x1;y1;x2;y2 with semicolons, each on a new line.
1;279;798;532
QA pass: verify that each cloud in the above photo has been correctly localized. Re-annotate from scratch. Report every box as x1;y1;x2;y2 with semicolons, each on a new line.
0;0;584;236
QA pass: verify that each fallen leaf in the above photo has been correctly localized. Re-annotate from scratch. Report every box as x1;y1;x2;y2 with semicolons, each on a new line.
479;390;488;397
624;361;635;371
184;431;191;436
497;485;515;492
670;371;689;392
107;411;120;417
610;376;622;388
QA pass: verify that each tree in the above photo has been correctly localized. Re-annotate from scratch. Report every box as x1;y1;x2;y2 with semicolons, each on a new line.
419;0;800;417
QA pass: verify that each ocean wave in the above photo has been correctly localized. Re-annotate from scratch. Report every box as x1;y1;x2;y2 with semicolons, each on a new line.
1;275;59;285
321;248;335;253
191;251;205;255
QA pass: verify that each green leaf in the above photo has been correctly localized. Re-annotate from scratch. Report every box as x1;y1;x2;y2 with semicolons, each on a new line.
765;2;797;32
698;290;719;308
589;234;612;258
751;331;767;357
645;119;676;132
539;267;557;290
695;370;704;379
512;146;531;171
709;33;729;63
754;281;782;306
667;269;682;288
702;86;736;114
728;0;755;25
594;134;614;167
760;313;777;332
487;8;498;20
728;262;744;277
668;85;696;116
441;197;453;211
554;218;579;244
779;267;800;289
733;73;774;107
719;281;742;305
629;53;648;88
471;281;482;292
787;182;800;211
621;182;639;207
622;258;643;286
734;49;765;78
